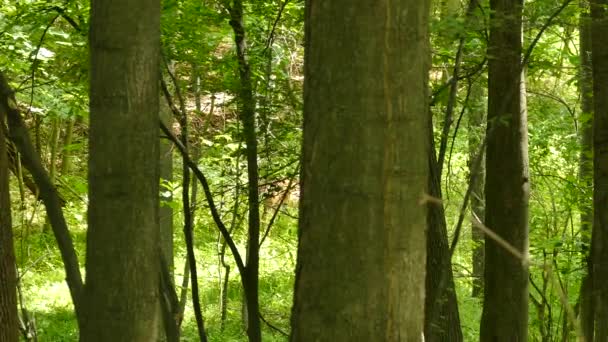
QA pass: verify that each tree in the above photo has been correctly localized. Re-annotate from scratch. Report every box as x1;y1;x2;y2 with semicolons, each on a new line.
290;0;430;340
480;0;530;340
228;1;262;340
591;0;608;339
160;102;173;281
425;130;464;341
578;0;594;338
159;96;176;341
0;71;19;342
80;0;162;340
468;80;486;299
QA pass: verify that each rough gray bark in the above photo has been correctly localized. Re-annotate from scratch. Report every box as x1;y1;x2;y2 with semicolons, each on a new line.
81;0;161;340
480;0;530;340
290;0;430;340
0;72;19;342
591;0;608;339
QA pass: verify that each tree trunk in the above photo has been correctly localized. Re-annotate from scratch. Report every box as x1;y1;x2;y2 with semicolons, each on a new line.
468;80;486;298
578;0;594;339
228;2;262;340
0;73;19;342
159;93;174;341
1;72;83;319
591;0;608;339
290;0;430;340
81;0;161;340
424;126;463;341
480;0;530;340
60;117;76;175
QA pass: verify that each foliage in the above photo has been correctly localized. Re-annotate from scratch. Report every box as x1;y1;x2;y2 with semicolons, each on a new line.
0;0;596;340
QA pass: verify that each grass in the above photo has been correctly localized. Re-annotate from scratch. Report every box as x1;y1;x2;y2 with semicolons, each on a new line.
13;202;297;341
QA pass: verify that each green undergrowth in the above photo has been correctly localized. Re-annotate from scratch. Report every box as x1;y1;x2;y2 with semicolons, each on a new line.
14;203;296;341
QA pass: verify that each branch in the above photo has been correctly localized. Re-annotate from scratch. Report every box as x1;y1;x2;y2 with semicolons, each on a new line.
471;213;529;265
259;311;289;337
522;0;575;69
26;14;59;118
159;121;246;276
50;6;83;33
263;0;290;53
259;164;299;247
437;0;480;174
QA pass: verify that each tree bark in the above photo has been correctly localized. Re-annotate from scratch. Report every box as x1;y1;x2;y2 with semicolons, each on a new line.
578;0;594;339
290;0;430;340
60;117;76;175
1;72;83;320
424;126;463;341
591;0;608;339
0;73;19;342
480;0;530;340
159;94;175;341
81;0;161;340
228;2;262;341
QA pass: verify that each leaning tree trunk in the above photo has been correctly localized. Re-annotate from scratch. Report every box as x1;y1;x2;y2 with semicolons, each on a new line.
591;0;608;339
2;72;84;321
81;0;162;340
424;122;463;341
290;0;430;340
0;72;19;342
480;0;530;341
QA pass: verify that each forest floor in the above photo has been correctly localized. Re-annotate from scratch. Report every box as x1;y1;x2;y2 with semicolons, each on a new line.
14;206;296;341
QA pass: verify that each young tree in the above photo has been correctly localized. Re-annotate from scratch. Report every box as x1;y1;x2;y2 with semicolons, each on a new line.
468;80;486;299
480;0;530;340
80;0;162;340
0;72;19;342
290;0;430;340
591;0;608;339
228;1;262;339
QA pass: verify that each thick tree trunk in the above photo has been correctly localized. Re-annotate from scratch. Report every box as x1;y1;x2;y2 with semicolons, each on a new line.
578;0;594;339
0;74;19;342
591;0;608;340
480;0;530;341
468;81;486;298
290;0;430;340
81;0;161;340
